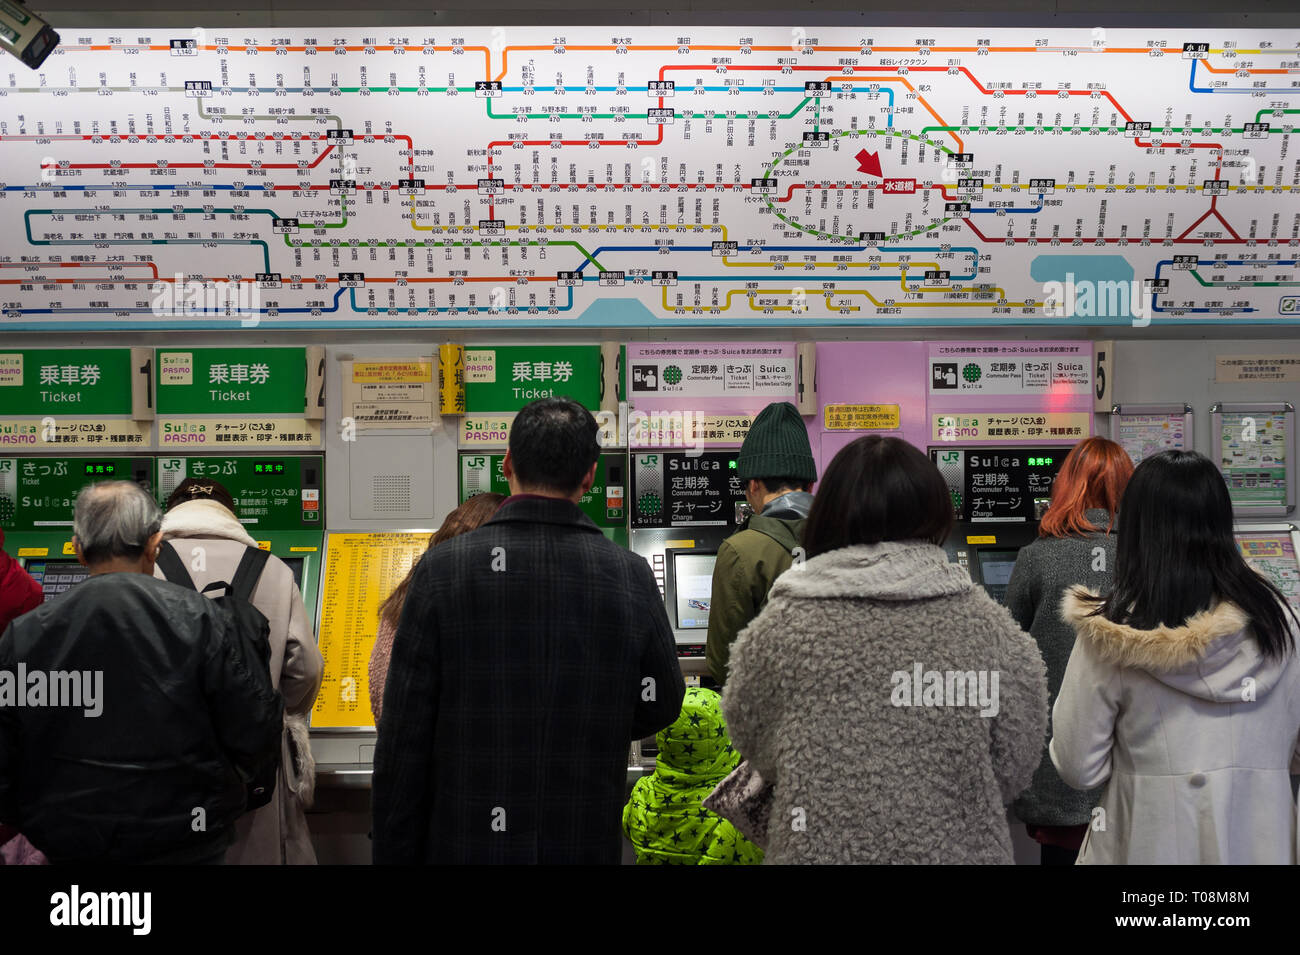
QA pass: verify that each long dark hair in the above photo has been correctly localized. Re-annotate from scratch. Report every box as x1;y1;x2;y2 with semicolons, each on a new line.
1090;450;1296;659
377;493;505;631
803;436;952;559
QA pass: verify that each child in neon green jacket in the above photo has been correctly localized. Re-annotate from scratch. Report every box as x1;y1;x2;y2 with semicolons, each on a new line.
622;686;764;865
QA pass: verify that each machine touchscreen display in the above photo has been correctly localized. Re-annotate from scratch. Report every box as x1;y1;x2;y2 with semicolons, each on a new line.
977;550;1019;605
674;553;716;629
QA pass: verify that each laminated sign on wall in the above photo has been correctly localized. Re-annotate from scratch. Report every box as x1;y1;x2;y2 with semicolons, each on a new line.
341;359;439;430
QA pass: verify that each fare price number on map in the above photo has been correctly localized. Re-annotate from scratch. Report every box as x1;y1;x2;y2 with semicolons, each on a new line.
7;27;1298;329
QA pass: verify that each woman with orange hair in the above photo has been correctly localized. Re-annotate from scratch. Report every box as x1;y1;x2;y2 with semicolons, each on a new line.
1004;436;1133;865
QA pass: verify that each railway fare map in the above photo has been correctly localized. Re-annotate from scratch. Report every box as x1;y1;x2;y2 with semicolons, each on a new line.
3;26;1300;329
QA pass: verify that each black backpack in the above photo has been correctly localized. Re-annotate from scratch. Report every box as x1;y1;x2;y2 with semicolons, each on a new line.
156;540;279;810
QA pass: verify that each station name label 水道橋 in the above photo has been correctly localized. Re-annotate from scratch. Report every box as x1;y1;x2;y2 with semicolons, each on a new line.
2;27;1300;330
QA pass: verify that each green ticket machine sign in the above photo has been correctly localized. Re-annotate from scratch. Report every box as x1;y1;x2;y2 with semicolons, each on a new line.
459;451;627;546
463;345;603;412
0;455;156;601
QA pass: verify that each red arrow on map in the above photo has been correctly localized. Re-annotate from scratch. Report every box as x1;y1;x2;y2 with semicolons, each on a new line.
856;149;883;178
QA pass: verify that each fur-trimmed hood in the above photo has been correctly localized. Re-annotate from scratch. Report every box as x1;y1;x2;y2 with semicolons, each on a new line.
770;540;972;602
1062;587;1286;702
159;498;258;548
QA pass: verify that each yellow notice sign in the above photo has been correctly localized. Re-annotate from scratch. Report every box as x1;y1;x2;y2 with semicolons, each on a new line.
352;361;433;384
824;404;901;431
932;412;1091;443
966;535;997;545
1237;538;1285;559
311;531;434;729
17;547;48;557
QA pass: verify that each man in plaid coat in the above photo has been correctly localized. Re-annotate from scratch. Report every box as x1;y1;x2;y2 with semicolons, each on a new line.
372;397;685;864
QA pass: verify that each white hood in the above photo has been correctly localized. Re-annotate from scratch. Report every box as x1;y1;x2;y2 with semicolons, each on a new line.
1062;587;1288;704
159;498;258;548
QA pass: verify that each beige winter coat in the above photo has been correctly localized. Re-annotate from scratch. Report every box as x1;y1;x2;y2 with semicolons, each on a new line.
1052;588;1300;864
154;499;325;864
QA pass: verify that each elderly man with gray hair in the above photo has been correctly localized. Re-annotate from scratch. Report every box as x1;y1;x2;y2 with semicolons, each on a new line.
0;480;283;864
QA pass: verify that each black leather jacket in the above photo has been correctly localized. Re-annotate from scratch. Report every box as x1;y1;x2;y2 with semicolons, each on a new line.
0;572;283;864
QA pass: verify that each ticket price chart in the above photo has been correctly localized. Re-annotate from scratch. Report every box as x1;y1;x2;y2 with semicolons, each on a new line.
4;26;1300;329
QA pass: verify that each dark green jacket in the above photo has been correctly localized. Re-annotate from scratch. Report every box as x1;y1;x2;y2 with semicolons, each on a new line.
705;491;811;685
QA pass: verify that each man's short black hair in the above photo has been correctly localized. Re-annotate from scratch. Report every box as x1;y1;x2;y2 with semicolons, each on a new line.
757;476;811;495
508;396;601;494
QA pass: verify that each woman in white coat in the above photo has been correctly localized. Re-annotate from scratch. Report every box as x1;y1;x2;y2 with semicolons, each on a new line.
1052;450;1300;864
155;478;325;864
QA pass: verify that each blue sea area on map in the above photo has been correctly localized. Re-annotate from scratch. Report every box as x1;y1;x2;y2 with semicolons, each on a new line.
1029;255;1137;325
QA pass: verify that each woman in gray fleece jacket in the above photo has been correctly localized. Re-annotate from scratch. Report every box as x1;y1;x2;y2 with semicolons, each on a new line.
722;436;1048;864
1004;437;1133;864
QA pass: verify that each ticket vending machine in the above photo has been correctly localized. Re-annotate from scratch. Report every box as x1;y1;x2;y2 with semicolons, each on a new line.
627;449;748;673
154;455;325;629
459;450;628;547
625;448;747;782
1;456;155;599
929;446;1071;604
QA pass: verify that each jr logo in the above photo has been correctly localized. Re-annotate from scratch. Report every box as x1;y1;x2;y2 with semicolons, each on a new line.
161;458;182;471
465;456;487;468
639;454;659;467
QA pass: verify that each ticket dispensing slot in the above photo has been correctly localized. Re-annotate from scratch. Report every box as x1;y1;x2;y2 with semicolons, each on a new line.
930;446;1072;605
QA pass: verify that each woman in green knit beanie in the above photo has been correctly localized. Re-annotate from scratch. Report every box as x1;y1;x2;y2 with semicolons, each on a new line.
622;686;764;865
